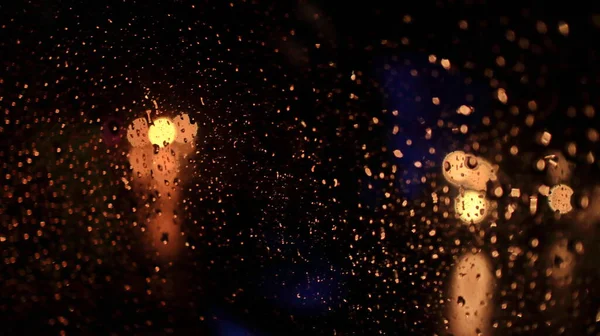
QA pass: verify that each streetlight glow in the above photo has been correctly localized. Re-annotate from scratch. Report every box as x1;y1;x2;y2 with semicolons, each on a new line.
148;117;176;147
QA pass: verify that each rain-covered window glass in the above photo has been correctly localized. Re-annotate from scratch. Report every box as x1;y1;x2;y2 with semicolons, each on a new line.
1;1;599;335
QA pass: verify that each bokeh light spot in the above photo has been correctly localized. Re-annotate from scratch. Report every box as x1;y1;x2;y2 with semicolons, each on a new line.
148;118;176;147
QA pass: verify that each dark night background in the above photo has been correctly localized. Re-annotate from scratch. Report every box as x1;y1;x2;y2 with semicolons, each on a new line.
1;0;600;335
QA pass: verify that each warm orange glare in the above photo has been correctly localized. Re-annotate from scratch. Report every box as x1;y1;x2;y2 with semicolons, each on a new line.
128;146;152;180
174;113;198;144
455;190;489;224
148;118;176;147
442;151;496;191
126;113;197;262
127;117;150;147
548;184;574;215
447;251;494;336
152;146;179;181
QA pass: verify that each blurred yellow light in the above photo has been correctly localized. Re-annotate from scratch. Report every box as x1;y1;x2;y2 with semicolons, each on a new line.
455;190;488;224
148;118;176;147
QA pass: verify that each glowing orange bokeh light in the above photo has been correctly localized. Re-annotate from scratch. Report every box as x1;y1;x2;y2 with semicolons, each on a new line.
148;118;176;147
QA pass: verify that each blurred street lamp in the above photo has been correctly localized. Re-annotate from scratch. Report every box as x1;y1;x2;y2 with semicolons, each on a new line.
126;112;198;259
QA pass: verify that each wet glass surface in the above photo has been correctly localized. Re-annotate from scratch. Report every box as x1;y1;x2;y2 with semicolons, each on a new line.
1;1;600;335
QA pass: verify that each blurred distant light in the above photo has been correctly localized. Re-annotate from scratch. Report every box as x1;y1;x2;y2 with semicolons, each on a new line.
548;184;574;215
148;117;176;147
442;151;495;192
174;113;198;144
447;251;494;336
128;146;152;180
455;190;489;224
127;117;150;147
